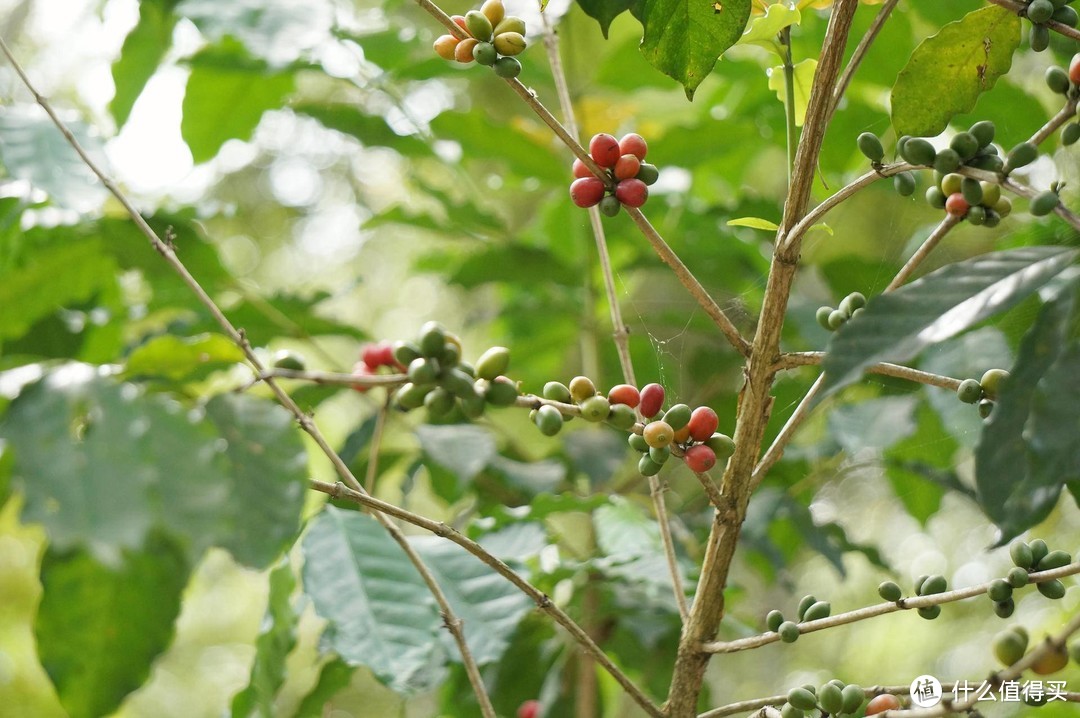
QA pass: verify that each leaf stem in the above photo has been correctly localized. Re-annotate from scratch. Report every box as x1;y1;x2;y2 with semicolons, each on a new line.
781;26;798;180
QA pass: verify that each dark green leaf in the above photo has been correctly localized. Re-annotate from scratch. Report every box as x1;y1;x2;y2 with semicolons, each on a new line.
110;0;178;127
231;559;297;718
631;0;753;99
411;536;533;664
292;657;355;718
181;43;295;163
415;424;497;485
123;332;245;380
35;534;188;718
445;245;579;289
0;106;108;211
577;0;636;37
301;507;444;694
819;247;1078;403
891;6;1020;137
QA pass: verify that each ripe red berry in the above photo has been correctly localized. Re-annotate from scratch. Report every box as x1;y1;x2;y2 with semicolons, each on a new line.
571;158;595;179
517;699;540;718
615;179;648;208
619;133;648;160
684;445;717;472
607;384;641;408
639;383;665;418
865;694;902;715
687;406;719;442
570;177;606;208
1070;54;1080;85
351;361;374;392
945;192;969;217
614;154;641;181
589;133;621;168
451;15;470;34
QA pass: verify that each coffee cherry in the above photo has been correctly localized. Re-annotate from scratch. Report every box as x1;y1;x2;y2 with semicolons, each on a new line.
940;173;963;196
945;192;969;217
648;445;671;465
988;578;1013;602
454;37;479;63
394;382;430;410
1030;190;1060;216
925;186;946;209
619;133;648;160
993;627;1029;667
878;581;903;602
980;368;1009;399
993;196;1013;218
493;56;522;78
615;178;648;208
933;148;960;174
493;31;527;56
687;406;719;442
780;704;804;718
465;10;494;42
787;687;817;711
766;609;785;632
957;378;983;404
967;205;986;226
628;433;649;452
900;137;936;166
473;41;497;66
534;405;563;436
443;367;480;398
828;309;847;330
424;386;456;416
1007;567;1030;588
543;381;571;403
801;600;831;622
1028;0;1054;23
949;131;978;160
643;420;674;448
1005;141;1038;173
273;350;306;371
434;34;460;61
1031;644;1069;675
393;340;422;368
705;433;735;459
638;453;663;476
818;683;844;716
589;133;621;168
778;621;800;643
839;292;866;316
485;376;519;407
451;15;469;33
579;395;610;422
569;375;596;402
841;684;865;715
639;383;665;418
857;132;885;162
1030;23;1050;52
475;346;510;380
1045;66;1070;95
865;694;901;715
635;163;660;185
517;699;540;718
607;403;637;430
1064;123;1080;146
1036;549;1072;570
815;306;833;329
1055;5;1080;26
922;575;947;595
408;357;439;386
1037;578;1066;599
993;598;1016;618
663;404;692;431
978;181;1001;207
570;177;606;208
614;154;641;181
1070;53;1080;85
684;444;717;472
576;190;609;216
608;384;640;408
796;594;817;620
493;16;526;36
918;605;942;620
893;171;916;196
571;158;594;179
961;177;983;205
481;0;505;25
1030;539;1050;565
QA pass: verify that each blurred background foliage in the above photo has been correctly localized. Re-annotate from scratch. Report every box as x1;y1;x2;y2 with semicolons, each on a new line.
0;0;1078;716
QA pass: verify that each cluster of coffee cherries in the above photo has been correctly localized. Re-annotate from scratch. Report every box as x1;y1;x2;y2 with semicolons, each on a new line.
928;171;1013;227
988;539;1073;617
782;679;875;718
432;0;527;79
993;624;1078;683
814;292;865;332
532;376;638;436
766;593;832;645
956;368;1009;419
630;383;735;475
569;133;659;215
1023;0;1079;51
379;322;519;418
1050;53;1080;144
881;573;948;620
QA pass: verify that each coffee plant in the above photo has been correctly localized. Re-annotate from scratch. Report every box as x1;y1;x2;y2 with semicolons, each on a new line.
1;0;1080;717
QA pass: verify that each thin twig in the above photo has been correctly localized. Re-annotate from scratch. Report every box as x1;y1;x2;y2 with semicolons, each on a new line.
261;368;407;388
984;0;1080;41
0;37;642;718
829;0;900;120
625;207;752;356
773;354;962;390
311;479;665;718
1028;95;1078;146
700;562;1080;654
649;475;690;622
753;214;960;488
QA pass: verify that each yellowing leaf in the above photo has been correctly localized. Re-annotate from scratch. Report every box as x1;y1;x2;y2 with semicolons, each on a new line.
768;58;817;127
728;217;780;231
737;3;800;55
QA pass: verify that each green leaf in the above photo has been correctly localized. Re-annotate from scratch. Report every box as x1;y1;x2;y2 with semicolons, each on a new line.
818;247;1079;403
0;106;108;211
301;506;444;694
181;42;295;163
176;0;333;65
292;657;355;718
0;238;116;342
443;245;578;289
124;332;245;380
577;0;636;37
767;59;817;127
293;103;431;157
35;534;188;718
737;3;800;53
415;424;497;485
110;0;178;128
727;217;779;231
489;455;566;495
411;536;533;665
891;5;1020;137
975;287;1078;542
633;0;753;99
231;559;297;718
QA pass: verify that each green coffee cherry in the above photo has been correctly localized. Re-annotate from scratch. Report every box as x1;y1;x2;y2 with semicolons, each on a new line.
828;309;847;330
816;306;834;330
1036;549;1072;571
957;379;983;404
418;321;447;357
841;684;865;714
900;138;936;166
818;684;844;715
648;444;671;465
968;153;1004;172
779;622;804;642
981;369;1012;398
1037;579;1066;599
979;181;1001;207
1046;66;1070;94
493;56;522;78
802;600;831;622
950;132;979;160
767;609;785;632
1030;190;1060;216
961;177;983;205
920;575;947;595
607;403;637;430
1007;566;1030;588
485;376;519;406
970;121;995;148
493;31;527;56
393;340;423;367
424;386;456;416
705;433;736;459
598;195;621;217
857;132;885;162
569;375;596;402
968;205;986;226
994;598;1016;618
983;210;1001;228
475;346;510;380
780;704;804;718
1063;123;1080;146
492;15;526;36
1028;0;1054;23
1005;142;1038;173
543;381;572;403
797;595;817;621
636;163;660;185
579;395;610;422
638;453;663;476
394;382;430;410
460;390;486;418
465;10;494;41
893;171;916;196
664;403;692;431
933;148;961;174
878;581;903;602
918;605;942;620
442;367;479;398
988;578;1013;602
473;41;497;66
940;172;963;196
787;687;817;711
926;186;946;209
1030;539;1050;566
534;404;563;436
839;292;866;316
1053;5;1079;26
1030;23;1050;52
994;628;1029;665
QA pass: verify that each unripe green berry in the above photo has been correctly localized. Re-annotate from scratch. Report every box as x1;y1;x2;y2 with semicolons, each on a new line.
465;10;494;41
1028;0;1054;23
598;195;621;217
994;598;1016;618
780;703;804;718
893;171;916;196
1037;578;1066;599
1053;5;1079;26
647;444;671;464
475;346;511;380
857;132;885;162
493;56;522;79
1007;567;1030;588
968;205;986;226
900;138;936;166
787;687;817;710
920;574;947;595
828;309;847;330
797;594;817;621
779;620;801;643
950;132;979;160
925;186;946;209
1030;23;1050;52
878;581;903;602
424;386;456;416
816;306;834;330
994;629;1028;666
473;41;497;66
1029;539;1049;566
1030;190;1060;217
988;578;1013;602
841;684;865;715
961;177;983;205
933;148;960;174
579;395;610;422
534;404;563;436
484;377;519;407
394;382;430;410
493;31;527;56
1005;142;1039;173
839;292;866;315
543;381;572;403
980;368;1010;399
766;609;785;632
569;375;596;402
664;403;692;431
818;683;844;715
1036;549;1072;571
918;605;942;620
1046;66;1070;94
940;172;963;196
705;433;736;459
957;378;983;404
492;15;526;36
970;120;995;148
802;600;831;622
1063;123;1080;146
638;454;663;476
607;403;637;430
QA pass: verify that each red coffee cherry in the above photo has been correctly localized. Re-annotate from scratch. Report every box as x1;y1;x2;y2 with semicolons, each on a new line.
607;384;641;408
572;158;595;179
615;179;648;208
589;133;621;168
570;177;606;208
683;445;717;472
687;406;719;442
517;700;540;718
614;154;641;181
865;695;902;715
639;383;665;418
619;133;648;160
945;192;969;217
1070;53;1080;85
